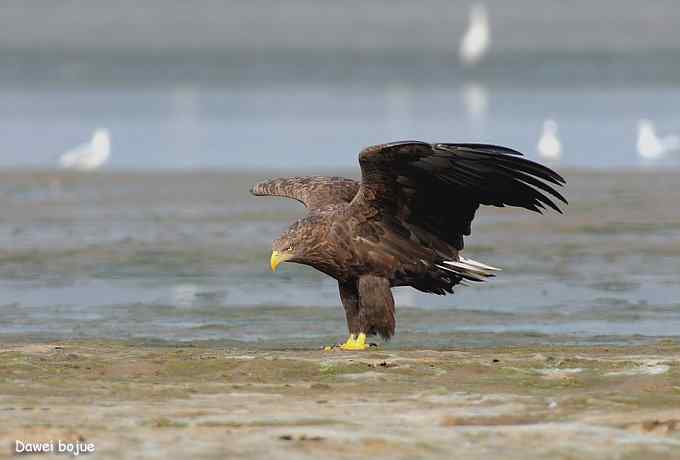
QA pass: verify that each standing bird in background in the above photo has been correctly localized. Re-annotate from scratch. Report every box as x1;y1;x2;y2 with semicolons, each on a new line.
459;3;490;66
537;119;562;161
461;82;489;120
637;119;680;160
59;129;111;171
251;141;566;350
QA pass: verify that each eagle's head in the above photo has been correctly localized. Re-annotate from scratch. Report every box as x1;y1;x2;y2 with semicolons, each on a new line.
270;216;326;271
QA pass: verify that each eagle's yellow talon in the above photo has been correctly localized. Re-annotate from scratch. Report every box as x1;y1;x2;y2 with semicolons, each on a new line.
338;334;356;349
322;333;372;351
339;333;368;351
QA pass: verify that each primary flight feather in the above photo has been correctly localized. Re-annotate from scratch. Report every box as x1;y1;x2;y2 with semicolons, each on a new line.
251;141;567;350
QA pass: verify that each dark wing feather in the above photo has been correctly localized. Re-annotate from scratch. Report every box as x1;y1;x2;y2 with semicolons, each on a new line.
352;141;567;250
250;176;360;210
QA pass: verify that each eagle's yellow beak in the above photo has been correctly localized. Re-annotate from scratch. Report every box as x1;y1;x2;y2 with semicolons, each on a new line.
270;250;292;271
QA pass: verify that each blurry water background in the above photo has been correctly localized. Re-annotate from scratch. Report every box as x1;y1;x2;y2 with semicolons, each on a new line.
1;1;679;346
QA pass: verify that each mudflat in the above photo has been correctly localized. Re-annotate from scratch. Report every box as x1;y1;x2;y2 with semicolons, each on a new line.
1;340;679;459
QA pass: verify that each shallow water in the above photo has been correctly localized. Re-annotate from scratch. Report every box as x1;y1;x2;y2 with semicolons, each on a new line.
2;84;680;170
1;170;678;346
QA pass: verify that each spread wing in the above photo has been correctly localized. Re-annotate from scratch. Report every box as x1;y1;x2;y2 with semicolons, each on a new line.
351;141;567;251
250;176;360;210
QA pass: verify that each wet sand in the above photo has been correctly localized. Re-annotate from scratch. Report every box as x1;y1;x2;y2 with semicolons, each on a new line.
1;340;679;459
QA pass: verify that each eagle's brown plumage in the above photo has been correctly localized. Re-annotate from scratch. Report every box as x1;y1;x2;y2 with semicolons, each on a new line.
251;141;566;342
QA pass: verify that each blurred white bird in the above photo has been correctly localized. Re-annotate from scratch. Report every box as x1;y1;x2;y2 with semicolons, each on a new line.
637;119;680;160
59;129;111;171
172;284;198;307
461;82;489;120
537;119;562;161
459;4;490;66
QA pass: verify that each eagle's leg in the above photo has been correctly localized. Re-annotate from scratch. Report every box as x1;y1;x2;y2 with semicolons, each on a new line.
357;276;395;341
325;277;394;351
323;280;369;351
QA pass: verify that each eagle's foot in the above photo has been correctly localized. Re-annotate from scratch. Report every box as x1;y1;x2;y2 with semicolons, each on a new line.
340;333;368;351
322;333;378;351
322;334;356;351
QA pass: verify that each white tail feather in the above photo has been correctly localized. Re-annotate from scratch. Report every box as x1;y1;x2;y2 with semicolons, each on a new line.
435;255;501;284
459;256;502;271
436;263;488;281
442;261;481;271
442;260;492;276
